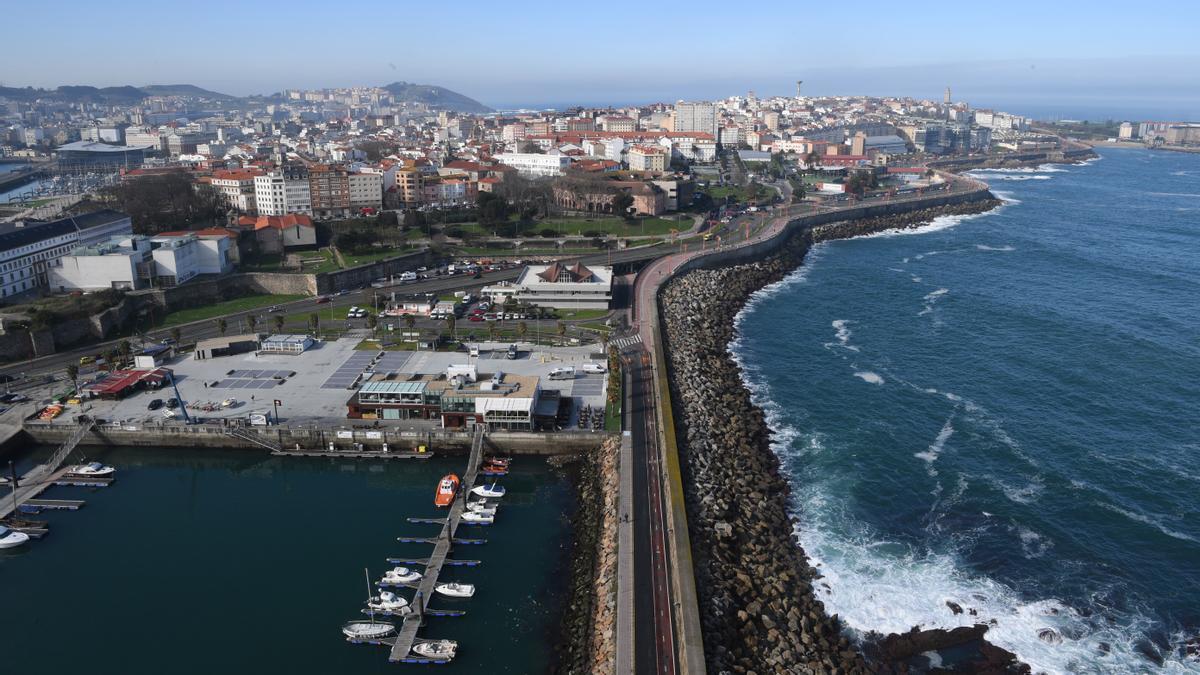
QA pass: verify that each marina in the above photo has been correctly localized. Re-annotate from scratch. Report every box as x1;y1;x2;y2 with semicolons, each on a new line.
0;443;574;674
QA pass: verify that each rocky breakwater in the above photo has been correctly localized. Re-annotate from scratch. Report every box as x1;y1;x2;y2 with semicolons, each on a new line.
659;198;1026;674
553;435;620;674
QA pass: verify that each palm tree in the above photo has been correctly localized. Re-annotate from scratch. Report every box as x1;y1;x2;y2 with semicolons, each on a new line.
273;314;285;334
488;322;498;341
65;364;79;396
170;327;182;344
404;314;416;330
308;313;321;338
517;321;528;342
445;315;456;339
105;348;119;368
556;320;566;341
216;318;228;336
118;339;132;365
366;314;378;333
246;315;258;335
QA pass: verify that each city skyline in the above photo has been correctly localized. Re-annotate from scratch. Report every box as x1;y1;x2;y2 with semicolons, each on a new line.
5;0;1200;119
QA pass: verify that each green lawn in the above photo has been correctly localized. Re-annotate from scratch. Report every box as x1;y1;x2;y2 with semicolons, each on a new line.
158;294;306;327
455;246;599;256
536;216;683;237
342;248;411;267
577;321;613;333
605;368;622;432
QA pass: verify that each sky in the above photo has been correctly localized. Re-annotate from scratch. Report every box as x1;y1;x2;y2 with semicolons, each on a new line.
4;0;1200;120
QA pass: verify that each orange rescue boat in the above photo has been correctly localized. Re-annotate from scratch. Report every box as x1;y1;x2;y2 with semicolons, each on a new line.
434;474;460;507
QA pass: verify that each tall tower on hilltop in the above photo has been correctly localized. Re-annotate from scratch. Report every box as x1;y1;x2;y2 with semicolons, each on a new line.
796;80;803;97
944;86;952;105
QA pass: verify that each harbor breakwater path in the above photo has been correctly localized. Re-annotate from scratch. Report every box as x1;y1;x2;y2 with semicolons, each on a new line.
645;195;1031;673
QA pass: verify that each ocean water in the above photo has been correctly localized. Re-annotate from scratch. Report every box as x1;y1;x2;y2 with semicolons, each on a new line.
732;148;1200;673
0;446;574;674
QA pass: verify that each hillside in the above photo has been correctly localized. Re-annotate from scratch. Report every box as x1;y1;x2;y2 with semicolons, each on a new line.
0;83;233;103
382;81;492;113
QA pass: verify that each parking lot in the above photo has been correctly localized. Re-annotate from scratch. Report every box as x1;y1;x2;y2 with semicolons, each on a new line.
62;338;608;428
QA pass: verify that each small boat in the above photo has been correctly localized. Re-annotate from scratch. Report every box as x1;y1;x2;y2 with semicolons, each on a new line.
434;473;460;507
367;590;411;615
344;567;396;640
221;398;238;408
342;620;396;641
412;639;458;660
435;582;475;598
460;511;494;525
485;457;511;469
0;525;30;549
465;501;496;515
471;483;505;499
381;566;422;585
65;461;115;477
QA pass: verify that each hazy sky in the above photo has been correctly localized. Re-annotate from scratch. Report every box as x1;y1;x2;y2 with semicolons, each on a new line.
5;0;1200;118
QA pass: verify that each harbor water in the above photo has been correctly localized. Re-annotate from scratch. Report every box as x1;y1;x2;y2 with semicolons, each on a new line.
0;445;575;674
733;148;1200;673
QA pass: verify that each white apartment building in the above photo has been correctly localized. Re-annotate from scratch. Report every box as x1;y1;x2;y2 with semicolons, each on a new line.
254;167;312;216
672;102;718;137
494;153;573;177
628;145;667;172
0;210;132;300
210;169;260;213
148;235;202;287
348;171;383;209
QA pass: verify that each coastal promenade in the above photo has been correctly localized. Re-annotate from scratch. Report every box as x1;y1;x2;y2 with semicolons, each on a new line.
620;175;993;674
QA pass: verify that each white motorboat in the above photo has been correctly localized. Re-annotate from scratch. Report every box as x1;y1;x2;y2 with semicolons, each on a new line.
435;582;475;598
0;525;30;549
65;461;115;477
470;483;505;499
412;639;458;660
460;511;494;525
381;566;422;585
221;398;239;408
367;590;411;615
342;620;396;640
465;502;497;516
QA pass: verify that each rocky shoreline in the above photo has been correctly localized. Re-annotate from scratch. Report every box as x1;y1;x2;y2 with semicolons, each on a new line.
658;198;1029;674
552;436;620;674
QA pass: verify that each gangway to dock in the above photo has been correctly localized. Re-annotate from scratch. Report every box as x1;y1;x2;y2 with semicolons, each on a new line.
1;418;95;522
387;425;486;663
223;426;281;452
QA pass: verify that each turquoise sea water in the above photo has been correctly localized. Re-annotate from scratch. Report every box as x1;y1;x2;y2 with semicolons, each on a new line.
733;148;1200;673
0;446;574;674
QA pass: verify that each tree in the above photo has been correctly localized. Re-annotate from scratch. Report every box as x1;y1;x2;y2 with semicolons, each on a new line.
216;318;228;336
445;315;456;339
518;141;543;154
366;314;378;332
476;192;511;228
103;171;227;234
488;322;498;341
118;340;132;367
404;314;416;330
273;314;285;334
556;320;567;340
517;321;528;341
308;313;321;338
170;327;182;344
65;364;79;395
612;192;635;220
105;348;119;367
246;315;258;334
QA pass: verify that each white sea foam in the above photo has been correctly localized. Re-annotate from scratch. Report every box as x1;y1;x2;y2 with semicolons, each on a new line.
855;210;989;239
853;371;885;385
975;244;1016;252
1146;191;1200;198
992;190;1022;204
914;417;955;474
972;174;1053;181
1014;524;1054;559
919;288;950;316
911;275;923;283
1099;502;1200;544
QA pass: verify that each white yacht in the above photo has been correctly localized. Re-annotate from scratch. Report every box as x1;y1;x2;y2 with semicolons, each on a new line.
366;590;411;615
381;566;422;585
465;502;497;516
470;483;505;498
460;511;494;525
0;525;31;549
64;461;115;477
342;620;396;641
412;639;458;660
435;582;475;598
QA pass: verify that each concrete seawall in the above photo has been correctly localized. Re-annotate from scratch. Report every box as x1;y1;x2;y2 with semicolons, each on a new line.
22;421;609;456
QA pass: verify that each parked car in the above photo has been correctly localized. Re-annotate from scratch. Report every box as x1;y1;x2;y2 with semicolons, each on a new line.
484;314;498;322
582;363;607;374
147;399;164;410
315;296;331;304
468;315;484;322
166;398;180;409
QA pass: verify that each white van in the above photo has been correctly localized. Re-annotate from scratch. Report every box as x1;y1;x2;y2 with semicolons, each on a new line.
399;271;417;282
549;366;576;381
582;363;607;374
469;345;480;358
